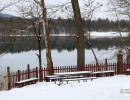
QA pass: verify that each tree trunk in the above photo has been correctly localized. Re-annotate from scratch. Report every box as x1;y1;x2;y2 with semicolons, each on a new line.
71;0;85;71
87;40;99;70
41;0;53;75
32;19;43;81
38;36;42;81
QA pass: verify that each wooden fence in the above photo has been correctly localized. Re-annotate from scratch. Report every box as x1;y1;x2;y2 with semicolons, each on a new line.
7;59;130;90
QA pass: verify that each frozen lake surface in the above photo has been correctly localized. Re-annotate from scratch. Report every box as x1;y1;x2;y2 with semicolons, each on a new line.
0;48;118;71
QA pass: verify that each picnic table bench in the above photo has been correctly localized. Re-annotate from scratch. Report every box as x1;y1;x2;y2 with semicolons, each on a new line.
15;78;38;88
92;70;115;77
126;69;130;75
63;77;97;84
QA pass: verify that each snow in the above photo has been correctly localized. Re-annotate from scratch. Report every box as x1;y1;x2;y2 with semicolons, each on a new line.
0;75;130;100
126;69;130;71
51;32;129;37
53;71;92;75
16;78;37;84
92;70;115;74
85;32;129;38
7;32;129;37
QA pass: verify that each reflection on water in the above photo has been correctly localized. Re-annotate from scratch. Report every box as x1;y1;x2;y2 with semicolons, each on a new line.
0;36;130;71
0;36;129;53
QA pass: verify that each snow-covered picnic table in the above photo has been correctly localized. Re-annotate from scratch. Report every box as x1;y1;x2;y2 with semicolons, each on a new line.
52;71;93;85
47;70;115;85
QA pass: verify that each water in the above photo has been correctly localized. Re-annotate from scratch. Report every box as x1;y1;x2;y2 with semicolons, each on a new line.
0;36;129;72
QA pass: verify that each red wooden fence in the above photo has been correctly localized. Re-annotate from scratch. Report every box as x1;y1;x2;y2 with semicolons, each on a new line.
7;58;130;90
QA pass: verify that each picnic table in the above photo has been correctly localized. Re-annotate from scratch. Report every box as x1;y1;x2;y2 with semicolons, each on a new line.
47;70;115;85
53;71;93;85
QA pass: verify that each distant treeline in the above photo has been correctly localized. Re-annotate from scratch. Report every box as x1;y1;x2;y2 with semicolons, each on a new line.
0;16;130;35
50;18;130;34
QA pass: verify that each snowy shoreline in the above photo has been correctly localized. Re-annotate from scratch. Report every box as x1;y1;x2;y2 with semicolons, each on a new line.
2;32;129;38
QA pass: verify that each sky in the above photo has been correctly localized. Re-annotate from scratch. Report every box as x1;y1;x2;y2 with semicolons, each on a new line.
0;0;117;20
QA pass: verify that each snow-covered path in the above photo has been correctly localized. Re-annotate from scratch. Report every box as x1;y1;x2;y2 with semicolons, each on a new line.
0;75;130;100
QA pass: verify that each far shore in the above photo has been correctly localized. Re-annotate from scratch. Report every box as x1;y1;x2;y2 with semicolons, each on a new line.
0;31;129;38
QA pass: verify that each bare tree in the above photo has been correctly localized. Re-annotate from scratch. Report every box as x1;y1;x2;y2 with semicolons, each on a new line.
83;0;103;66
34;0;53;75
108;0;130;59
83;0;103;38
108;0;130;20
18;1;43;81
0;0;19;12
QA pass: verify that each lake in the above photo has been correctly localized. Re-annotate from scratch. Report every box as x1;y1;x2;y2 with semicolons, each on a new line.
0;36;130;72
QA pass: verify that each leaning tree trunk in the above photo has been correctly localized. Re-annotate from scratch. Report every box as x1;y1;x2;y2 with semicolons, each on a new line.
41;0;53;75
71;0;85;71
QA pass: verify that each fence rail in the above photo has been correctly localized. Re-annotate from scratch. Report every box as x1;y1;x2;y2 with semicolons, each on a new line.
7;59;130;90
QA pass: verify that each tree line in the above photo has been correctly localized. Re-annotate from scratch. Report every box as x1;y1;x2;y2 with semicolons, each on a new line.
0;16;129;36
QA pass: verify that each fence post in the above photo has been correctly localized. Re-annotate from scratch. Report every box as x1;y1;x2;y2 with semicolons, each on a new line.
51;62;54;75
7;67;11;90
18;70;21;81
41;67;43;81
44;67;46;81
27;64;30;79
36;67;38;79
105;59;108;71
117;51;123;74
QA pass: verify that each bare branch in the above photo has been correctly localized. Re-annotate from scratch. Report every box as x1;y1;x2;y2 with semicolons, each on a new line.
108;0;130;20
0;0;20;12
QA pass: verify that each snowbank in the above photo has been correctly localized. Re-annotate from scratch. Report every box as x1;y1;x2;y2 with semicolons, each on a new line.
51;32;129;37
0;75;130;100
85;32;129;38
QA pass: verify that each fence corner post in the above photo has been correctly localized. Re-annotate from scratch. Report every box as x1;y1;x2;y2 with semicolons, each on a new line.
117;51;123;74
7;67;11;90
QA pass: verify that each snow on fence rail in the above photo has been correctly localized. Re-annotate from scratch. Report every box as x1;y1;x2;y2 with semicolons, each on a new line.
6;59;130;90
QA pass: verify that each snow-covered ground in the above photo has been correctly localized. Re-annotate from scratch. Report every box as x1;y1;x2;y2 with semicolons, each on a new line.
0;75;130;100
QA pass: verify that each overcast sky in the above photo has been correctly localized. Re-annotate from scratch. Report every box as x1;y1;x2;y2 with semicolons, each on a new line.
0;0;116;20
